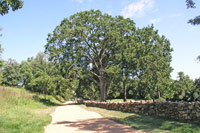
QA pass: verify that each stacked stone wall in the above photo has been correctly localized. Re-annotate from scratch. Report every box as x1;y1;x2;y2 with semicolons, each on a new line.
85;101;200;122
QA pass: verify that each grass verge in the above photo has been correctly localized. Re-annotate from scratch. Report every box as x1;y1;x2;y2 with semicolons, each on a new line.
0;87;60;133
79;105;200;133
106;99;133;102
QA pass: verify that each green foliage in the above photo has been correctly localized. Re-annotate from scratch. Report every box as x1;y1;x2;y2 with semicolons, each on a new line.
33;95;62;106
54;95;66;103
76;73;100;100
111;16;137;101
0;44;3;84
191;77;200;101
0;0;24;15
21;52;75;100
45;10;173;101
125;26;173;100
2;59;21;86
0;29;3;81
1;52;75;101
0;44;3;68
19;61;33;88
172;72;194;101
45;10;121;101
154;97;166;102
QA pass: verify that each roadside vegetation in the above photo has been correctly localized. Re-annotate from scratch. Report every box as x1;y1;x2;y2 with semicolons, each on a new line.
0;87;61;133
79;104;200;133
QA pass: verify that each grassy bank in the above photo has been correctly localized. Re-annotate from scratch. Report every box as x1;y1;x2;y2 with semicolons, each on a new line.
106;99;152;102
106;99;133;102
79;105;200;133
0;87;60;133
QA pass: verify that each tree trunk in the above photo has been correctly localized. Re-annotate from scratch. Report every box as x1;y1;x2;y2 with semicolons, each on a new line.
122;67;127;102
99;77;107;102
22;79;26;89
158;90;161;99
123;80;127;102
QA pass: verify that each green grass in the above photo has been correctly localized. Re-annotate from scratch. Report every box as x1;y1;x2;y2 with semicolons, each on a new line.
79;105;200;133
0;87;60;133
106;99;133;102
106;99;151;102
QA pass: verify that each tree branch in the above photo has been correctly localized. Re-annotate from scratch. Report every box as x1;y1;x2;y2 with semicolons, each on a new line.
85;51;99;69
89;70;100;79
85;39;98;56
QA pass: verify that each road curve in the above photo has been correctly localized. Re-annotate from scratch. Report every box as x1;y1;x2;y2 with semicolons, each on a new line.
45;101;144;133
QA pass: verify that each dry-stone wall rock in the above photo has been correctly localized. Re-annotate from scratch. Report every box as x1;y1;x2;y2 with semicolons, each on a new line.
85;101;200;122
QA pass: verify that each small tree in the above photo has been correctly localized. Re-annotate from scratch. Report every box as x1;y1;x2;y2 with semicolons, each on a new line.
20;61;33;88
172;72;194;101
2;59;21;86
0;44;3;84
192;78;200;101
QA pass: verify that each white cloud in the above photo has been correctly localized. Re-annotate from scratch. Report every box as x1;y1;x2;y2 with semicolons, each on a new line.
150;18;161;24
121;0;155;18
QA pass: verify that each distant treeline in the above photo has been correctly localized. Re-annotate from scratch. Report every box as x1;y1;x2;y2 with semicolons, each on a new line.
0;53;200;102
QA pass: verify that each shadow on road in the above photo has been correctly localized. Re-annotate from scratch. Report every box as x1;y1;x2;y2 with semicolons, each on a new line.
55;118;142;133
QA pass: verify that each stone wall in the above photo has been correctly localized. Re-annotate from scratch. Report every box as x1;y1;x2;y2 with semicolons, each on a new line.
85;101;200;122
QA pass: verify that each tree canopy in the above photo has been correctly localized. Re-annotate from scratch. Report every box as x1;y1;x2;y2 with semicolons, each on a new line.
0;0;24;15
45;10;117;101
172;72;194;101
45;10;173;101
2;59;21;86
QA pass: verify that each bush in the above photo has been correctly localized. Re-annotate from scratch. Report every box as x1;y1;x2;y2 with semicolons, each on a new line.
54;95;66;103
33;95;61;106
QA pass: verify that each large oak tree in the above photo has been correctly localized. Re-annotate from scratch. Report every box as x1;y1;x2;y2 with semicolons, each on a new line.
45;10;173;101
45;10;118;101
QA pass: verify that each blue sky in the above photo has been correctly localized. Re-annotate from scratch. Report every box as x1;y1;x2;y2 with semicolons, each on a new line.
0;0;200;80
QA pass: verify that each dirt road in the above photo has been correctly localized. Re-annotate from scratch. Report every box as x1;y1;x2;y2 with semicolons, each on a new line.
45;102;143;133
